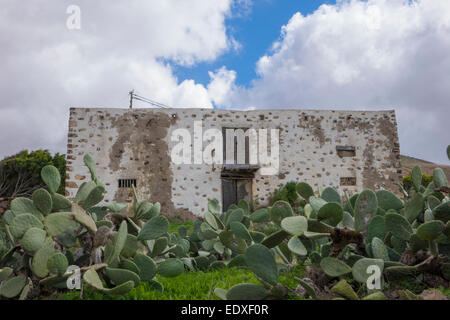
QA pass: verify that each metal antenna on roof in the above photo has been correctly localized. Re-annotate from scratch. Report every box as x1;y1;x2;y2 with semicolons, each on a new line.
129;89;134;109
128;90;170;109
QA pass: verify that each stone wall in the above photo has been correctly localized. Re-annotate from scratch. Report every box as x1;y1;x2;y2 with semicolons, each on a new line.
66;108;402;220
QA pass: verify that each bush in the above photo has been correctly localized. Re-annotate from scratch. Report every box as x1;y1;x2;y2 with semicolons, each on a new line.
402;173;433;191
271;181;299;207
0;150;65;197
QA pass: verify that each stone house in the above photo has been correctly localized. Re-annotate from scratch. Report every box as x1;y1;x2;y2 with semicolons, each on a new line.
66;107;402;220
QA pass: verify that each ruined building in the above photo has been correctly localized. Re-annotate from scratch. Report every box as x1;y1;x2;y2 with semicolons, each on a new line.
66;108;402;220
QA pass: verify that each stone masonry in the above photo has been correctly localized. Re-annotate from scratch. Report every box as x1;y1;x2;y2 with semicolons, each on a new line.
66;108;402;220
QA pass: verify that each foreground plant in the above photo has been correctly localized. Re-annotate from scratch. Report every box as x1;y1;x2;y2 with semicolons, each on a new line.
1;149;449;300
212;163;450;300
0;155;195;299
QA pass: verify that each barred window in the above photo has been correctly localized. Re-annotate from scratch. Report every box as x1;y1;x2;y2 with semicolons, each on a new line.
118;179;137;188
340;177;356;186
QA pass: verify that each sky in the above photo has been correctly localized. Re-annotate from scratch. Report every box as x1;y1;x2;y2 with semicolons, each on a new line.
0;0;449;164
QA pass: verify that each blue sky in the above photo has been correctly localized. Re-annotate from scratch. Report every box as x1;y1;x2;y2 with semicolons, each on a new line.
173;0;336;88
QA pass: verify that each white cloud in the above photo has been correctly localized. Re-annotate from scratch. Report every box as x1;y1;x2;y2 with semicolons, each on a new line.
0;0;242;158
2;0;449;165
207;67;237;107
214;0;450;164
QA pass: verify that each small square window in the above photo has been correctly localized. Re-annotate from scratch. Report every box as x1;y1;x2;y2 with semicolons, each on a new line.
118;179;137;188
336;146;356;157
340;177;356;186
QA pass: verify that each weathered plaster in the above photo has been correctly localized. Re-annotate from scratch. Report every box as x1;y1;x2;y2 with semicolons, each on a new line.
66;108;402;220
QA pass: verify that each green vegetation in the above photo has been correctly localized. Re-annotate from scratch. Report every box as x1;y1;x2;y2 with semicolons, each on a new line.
58;265;306;300
167;221;194;234
271;181;299;207
1;151;449;300
0;150;65;197
402;173;433;193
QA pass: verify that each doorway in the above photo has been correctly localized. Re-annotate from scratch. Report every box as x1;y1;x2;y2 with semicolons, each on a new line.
221;178;252;212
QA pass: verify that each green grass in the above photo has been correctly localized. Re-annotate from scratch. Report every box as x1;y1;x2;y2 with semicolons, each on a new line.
390;278;427;294
439;286;450;297
58;265;306;300
58;222;306;300
167;221;194;234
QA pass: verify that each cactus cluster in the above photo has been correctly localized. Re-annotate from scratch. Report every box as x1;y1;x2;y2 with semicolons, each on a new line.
1;150;449;300
211;165;450;300
0;155;202;299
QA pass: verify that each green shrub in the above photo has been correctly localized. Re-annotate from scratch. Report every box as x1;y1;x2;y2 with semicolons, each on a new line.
402;173;432;192
0;150;65;197
271;181;299;207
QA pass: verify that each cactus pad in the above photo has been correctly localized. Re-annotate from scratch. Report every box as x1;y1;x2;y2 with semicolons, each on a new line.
10;197;42;216
10;213;44;239
133;253;157;281
71;203;97;234
120;259;141;275
261;230;290;248
331;279;358;300
208;199;221;214
21;227;46;252
138;216;169;240
41;165;61;194
32;189;53;215
321;187;342;204
371;237;389;261
296;182;314;201
205;211;219;230
354;190;378;233
0;267;13;282
320;257;352;277
225;208;245;227
83;268;134;295
105;267;140;287
106;220;128;265
317;203;343;226
250;208;270;222
151;237;169;257
219;231;247;254
376;190;403;211
270;201;293;225
121;234;139;258
157;258;184;278
47;252;68;276
352;258;384;284
433;201;450;223
385;212;413;241
281;215;308;236
44;212;79;237
433;168;448;188
81;185;105;209
287;236;307;256
230;221;252;241
31;239;55;278
51;193;72;211
214;287;228;300
416;220;445;241
366;215;386;244
0;275;27;298
245;244;278;285
225;283;268;300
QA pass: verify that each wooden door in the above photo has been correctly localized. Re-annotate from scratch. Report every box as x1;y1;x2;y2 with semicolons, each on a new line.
222;178;252;212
